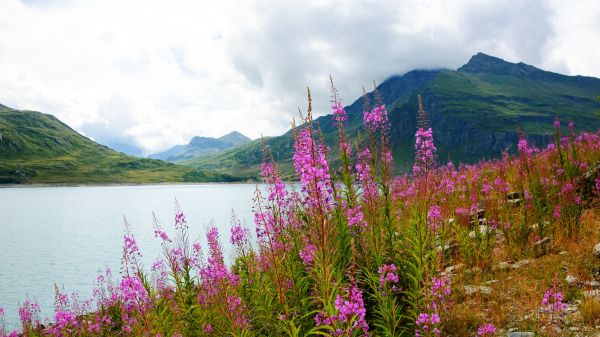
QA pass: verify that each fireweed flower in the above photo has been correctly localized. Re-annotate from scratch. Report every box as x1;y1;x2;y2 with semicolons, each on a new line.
427;205;443;233
346;205;367;230
517;138;538;157
151;259;169;289
415;312;441;337
299;241;317;266
328;286;369;335
230;222;249;247
332;101;348;125
378;264;399;289
414;127;437;176
541;288;566;314
153;227;171;242
18;300;40;326
123;234;140;257
476;323;496;336
175;211;187;230
293;127;333;211
364;104;389;133
553;205;561;219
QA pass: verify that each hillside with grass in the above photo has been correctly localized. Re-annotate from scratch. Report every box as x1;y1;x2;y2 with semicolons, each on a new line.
185;53;600;177
0;105;246;184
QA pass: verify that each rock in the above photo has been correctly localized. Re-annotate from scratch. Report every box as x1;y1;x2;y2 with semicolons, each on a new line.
493;261;512;271
512;259;531;269
568;326;579;332
444;263;464;275
559;250;569;256
464;285;491;295
534;237;551;247
584;290;600;298
507;198;521;206
595;243;600;258
565;274;578;285
585;280;600;288
436;243;458;254
507;332;535;337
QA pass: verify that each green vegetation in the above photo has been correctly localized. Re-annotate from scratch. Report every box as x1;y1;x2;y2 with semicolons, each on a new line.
0;106;248;184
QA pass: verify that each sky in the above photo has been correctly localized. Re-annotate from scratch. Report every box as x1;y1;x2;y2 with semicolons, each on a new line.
0;0;599;156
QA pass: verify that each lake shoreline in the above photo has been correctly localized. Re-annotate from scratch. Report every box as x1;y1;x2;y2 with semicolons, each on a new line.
0;181;264;188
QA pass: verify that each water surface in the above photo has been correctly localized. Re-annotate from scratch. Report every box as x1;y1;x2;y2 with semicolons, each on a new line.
0;184;260;330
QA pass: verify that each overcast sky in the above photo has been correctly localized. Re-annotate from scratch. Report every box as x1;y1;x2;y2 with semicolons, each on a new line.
0;0;598;155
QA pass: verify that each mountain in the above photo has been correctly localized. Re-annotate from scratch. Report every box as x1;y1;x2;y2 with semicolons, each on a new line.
184;52;600;177
149;131;251;162
0;105;247;184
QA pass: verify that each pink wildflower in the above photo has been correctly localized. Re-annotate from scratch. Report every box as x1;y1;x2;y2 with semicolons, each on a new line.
414;127;437;176
476;323;496;336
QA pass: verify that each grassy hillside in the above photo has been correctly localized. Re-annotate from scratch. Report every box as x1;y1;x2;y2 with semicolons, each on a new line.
0;106;246;184
185;53;600;177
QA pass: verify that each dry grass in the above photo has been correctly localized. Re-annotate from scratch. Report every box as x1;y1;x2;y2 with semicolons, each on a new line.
444;209;600;336
581;297;600;327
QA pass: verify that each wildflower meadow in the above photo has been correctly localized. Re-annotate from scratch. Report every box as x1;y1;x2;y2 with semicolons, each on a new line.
2;82;600;337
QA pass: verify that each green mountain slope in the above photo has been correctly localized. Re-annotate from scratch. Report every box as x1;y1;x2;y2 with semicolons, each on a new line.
0;105;246;184
184;53;600;177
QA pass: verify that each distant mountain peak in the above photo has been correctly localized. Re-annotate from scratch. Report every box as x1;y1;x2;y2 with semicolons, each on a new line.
458;52;539;76
218;131;251;144
150;131;251;162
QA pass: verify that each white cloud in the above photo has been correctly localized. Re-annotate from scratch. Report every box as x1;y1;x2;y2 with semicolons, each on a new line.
0;0;598;155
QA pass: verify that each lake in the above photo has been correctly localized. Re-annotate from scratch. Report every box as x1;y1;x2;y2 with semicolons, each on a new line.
0;184;261;330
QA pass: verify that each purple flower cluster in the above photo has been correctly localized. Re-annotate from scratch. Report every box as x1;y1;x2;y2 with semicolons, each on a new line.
230;222;249;247
299;241;317;266
517;138;539;157
553;205;561;219
363;104;389;132
427;205;442;233
293;128;333;211
541;288;566;314
346;205;367;230
378;264;399;290
175;211;187;230
415;276;450;337
18;300;40;327
331;286;369;335
413;127;436;176
154;227;171;242
476;323;496;336
315;286;369;336
123;234;140;257
415;312;441;337
332;101;348;125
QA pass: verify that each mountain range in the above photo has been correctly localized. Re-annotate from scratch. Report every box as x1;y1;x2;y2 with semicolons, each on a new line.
1;52;599;184
182;53;600;177
0;105;247;184
149;131;251;162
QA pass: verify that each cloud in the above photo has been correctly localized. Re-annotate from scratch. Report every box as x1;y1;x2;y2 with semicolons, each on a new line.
0;0;598;155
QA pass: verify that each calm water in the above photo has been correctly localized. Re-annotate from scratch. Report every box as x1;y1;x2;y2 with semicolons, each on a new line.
0;184;261;330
